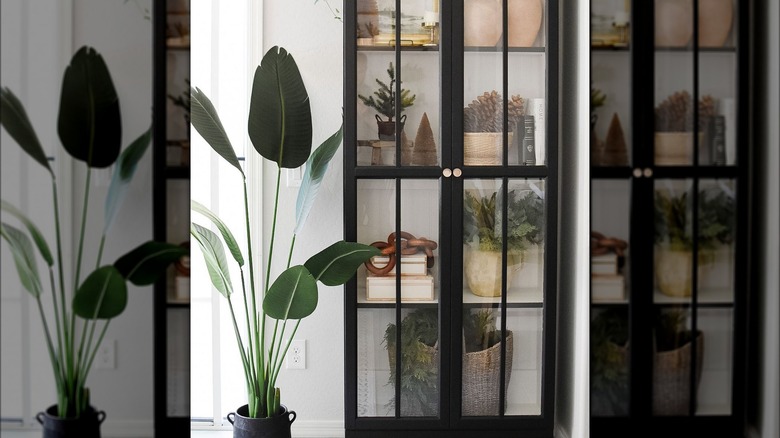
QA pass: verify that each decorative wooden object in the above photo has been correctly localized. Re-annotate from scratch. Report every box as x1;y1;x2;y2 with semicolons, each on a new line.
364;231;438;276
601;113;629;166
412;112;437;166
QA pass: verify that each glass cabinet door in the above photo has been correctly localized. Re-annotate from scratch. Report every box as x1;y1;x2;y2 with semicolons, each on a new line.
652;0;739;418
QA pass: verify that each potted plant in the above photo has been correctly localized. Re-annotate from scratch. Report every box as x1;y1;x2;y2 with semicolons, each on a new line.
189;46;379;437
358;62;415;141
0;46;186;437
653;185;734;297
463;187;543;297
462;308;513;416
383;308;439;417
463;90;524;165
654;91;715;165
590;308;629;417
652;309;703;415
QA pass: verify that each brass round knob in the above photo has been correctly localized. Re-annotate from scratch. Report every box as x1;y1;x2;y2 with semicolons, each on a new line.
453;168;463;177
633;168;642;178
643;167;653;178
442;168;452;177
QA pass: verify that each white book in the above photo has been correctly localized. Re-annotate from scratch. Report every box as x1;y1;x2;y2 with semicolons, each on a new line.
591;274;626;301
366;274;434;301
530;98;546;164
720;98;736;165
371;254;428;276
592;253;619;275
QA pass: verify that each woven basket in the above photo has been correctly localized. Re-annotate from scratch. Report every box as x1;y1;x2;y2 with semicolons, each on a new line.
462;331;514;416
652;332;704;416
464;132;513;166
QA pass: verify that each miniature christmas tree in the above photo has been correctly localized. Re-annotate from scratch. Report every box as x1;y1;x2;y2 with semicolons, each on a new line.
601;113;628;166
412;112;437;166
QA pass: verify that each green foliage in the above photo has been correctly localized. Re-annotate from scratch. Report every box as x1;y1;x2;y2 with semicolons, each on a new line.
463;189;544;253
463;308;503;353
654;308;696;352
358;62;416;122
190;46;379;418
0;46;181;418
383;308;439;416
590;308;629;415
654;186;734;251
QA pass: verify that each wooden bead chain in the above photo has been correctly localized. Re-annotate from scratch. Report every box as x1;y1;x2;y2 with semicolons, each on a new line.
364;231;438;276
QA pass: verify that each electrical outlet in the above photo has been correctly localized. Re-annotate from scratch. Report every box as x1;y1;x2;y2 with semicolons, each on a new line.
286;339;306;370
95;340;116;369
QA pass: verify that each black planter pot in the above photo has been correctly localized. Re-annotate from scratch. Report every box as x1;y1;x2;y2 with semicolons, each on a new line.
227;404;296;438
35;405;105;438
376;114;406;141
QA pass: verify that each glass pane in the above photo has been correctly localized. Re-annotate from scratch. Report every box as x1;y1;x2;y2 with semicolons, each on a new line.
462;179;545;416
591;0;632;166
591;307;630;417
398;52;442;167
507;53;547;166
590;179;630;417
355;179;442;417
652;307;699;416
695;308;733;415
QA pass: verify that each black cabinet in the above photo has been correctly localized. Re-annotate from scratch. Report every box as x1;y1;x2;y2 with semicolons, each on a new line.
590;0;753;435
344;0;558;435
153;0;190;434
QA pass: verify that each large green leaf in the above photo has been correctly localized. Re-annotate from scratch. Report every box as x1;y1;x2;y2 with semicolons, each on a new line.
190;87;244;176
190;223;233;298
248;46;312;169
1;200;54;266
0;87;52;176
104;126;152;233
73;266;127;319
0;222;43;297
294;125;343;234
114;241;188;286
191;200;244;266
304;241;380;286
57;46;121;168
263;265;317;320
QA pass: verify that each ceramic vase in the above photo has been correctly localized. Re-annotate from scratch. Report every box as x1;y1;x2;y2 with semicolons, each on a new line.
508;0;543;47
655;0;693;47
464;0;502;47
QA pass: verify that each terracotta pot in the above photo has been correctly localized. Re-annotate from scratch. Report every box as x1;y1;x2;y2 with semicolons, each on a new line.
698;0;733;47
655;0;693;47
227;404;296;438
36;405;105;438
464;248;522;297
508;0;543;47
464;0;502;47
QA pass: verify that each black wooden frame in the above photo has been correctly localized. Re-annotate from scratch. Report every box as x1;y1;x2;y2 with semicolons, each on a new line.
589;0;755;436
345;0;559;435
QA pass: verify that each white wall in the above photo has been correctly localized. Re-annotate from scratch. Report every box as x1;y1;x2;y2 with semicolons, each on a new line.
1;1;156;436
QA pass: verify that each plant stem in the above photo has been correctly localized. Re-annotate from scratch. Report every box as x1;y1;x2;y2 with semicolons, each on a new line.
272;320;301;384
242;176;264;414
35;296;63;396
286;235;296;269
227;296;252;399
48;268;67;387
81;320;110;384
73;167;92;301
95;234;106;269
76;274;109;385
239;269;258;397
51;180;73;402
261;167;283;416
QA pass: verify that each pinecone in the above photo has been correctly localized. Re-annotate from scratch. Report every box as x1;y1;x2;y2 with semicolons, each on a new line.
656;91;718;132
463;91;525;132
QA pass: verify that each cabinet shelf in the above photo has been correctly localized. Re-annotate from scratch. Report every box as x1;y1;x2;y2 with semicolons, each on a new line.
357;286;544;308
653;287;734;306
655;46;736;53
357;45;440;52
464;46;546;53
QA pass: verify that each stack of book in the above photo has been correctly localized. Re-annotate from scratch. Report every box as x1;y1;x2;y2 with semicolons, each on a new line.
366;254;434;301
591;253;625;301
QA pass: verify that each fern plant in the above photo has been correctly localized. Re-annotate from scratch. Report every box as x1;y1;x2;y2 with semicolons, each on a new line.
463;189;544;253
654;186;734;252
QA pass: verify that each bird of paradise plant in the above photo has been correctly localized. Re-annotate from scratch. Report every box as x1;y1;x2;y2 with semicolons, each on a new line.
0;46;187;419
189;46;379;419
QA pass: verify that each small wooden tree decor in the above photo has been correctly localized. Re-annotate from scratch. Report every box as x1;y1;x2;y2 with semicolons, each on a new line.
601;113;628;166
412;112;437;166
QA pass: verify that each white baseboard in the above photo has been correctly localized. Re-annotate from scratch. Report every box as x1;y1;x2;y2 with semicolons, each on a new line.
291;420;345;438
0;421;153;438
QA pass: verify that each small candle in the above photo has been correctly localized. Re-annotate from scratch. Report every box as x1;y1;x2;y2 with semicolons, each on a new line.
424;10;439;24
613;11;629;26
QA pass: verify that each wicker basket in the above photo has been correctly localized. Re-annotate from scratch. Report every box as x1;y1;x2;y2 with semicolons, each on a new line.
462;331;514;416
464;132;513;166
652;332;704;416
